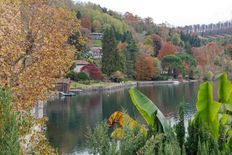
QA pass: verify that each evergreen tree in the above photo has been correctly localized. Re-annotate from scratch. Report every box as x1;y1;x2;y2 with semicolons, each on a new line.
76;10;82;20
175;103;185;150
124;32;138;79
102;26;124;75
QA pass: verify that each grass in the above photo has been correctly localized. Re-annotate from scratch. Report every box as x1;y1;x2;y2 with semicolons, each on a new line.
70;81;115;89
92;39;102;47
70;81;136;89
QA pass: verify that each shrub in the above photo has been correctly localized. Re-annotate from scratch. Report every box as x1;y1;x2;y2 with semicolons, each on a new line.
67;71;90;81
0;88;20;155
203;71;213;81
76;72;90;81
86;122;115;155
81;64;103;80
66;70;76;80
110;71;125;82
152;75;172;81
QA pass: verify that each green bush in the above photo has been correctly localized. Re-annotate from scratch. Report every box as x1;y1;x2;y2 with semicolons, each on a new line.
66;70;76;80
76;72;90;81
152;75;172;81
67;71;90;81
203;71;213;81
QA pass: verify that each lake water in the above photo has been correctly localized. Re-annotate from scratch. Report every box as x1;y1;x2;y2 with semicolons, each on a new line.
45;82;200;154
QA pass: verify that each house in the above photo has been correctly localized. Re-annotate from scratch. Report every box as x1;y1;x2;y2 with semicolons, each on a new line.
55;79;71;93
90;32;103;40
89;47;102;59
74;60;90;73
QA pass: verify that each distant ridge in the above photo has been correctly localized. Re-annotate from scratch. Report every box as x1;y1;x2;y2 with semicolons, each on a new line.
179;20;232;38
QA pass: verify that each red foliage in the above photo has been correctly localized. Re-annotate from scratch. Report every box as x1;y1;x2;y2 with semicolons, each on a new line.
152;34;162;57
158;42;177;59
81;16;92;30
81;64;103;80
192;42;223;72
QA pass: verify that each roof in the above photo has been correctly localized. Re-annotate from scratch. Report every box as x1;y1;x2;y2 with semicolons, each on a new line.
75;60;89;65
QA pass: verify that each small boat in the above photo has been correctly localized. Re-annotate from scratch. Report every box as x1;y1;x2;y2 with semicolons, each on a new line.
173;81;180;85
59;92;76;96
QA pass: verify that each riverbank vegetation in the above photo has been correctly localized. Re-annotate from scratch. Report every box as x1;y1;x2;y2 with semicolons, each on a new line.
87;72;232;154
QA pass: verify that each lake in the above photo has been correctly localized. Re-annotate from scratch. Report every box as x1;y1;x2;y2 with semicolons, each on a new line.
45;82;200;154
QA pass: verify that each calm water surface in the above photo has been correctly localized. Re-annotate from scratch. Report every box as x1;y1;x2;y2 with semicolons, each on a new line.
45;82;200;154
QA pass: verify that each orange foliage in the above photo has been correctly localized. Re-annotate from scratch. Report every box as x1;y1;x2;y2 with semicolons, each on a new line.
135;53;157;80
0;0;79;110
107;111;147;138
137;42;153;55
117;42;127;51
158;42;177;59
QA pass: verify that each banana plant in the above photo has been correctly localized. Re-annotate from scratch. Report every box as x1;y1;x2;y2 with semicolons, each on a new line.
192;72;232;140
218;72;232;113
129;88;170;133
217;72;232;145
192;82;221;139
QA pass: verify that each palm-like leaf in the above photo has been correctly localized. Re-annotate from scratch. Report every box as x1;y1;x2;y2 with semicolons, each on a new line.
193;82;221;139
129;88;169;132
218;72;232;104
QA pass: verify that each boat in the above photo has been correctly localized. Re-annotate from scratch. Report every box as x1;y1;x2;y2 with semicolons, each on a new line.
59;92;76;96
173;81;180;85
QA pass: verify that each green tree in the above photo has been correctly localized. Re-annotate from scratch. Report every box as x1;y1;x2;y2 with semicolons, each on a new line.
124;32;138;79
171;33;181;46
161;55;185;78
175;103;185;149
68;31;89;59
102;26;124;75
76;10;82;19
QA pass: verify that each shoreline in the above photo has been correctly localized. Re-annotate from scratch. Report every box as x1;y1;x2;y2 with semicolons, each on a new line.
70;80;199;94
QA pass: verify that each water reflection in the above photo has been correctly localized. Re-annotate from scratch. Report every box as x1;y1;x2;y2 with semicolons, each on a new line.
45;82;200;154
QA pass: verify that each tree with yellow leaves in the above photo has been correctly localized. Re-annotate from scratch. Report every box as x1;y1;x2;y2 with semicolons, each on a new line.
0;0;80;110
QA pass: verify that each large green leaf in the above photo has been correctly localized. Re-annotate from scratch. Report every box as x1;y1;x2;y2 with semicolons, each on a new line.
218;72;232;104
129;88;169;132
193;82;221;139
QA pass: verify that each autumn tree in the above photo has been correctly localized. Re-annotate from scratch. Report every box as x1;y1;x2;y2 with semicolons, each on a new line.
158;42;177;59
152;34;162;57
81;16;92;30
192;42;224;76
0;0;79;110
135;53;157;80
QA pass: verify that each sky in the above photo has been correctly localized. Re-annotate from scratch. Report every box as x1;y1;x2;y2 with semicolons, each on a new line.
74;0;232;26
